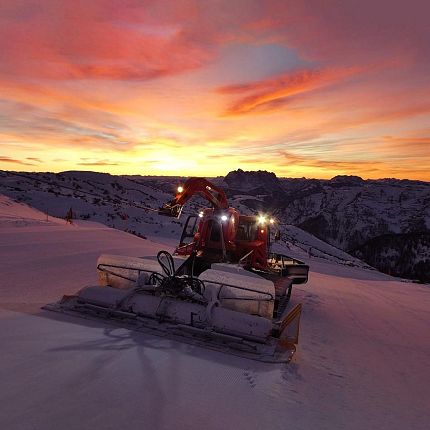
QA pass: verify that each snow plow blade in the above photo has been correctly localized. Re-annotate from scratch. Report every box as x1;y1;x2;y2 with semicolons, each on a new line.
43;252;302;363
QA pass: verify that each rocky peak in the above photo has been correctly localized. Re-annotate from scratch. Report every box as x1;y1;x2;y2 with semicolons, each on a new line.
329;175;365;187
224;169;280;191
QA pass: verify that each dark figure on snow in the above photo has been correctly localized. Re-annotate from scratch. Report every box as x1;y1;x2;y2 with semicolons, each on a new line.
66;207;74;224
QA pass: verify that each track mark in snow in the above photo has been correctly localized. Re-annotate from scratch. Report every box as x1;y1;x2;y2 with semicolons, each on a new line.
302;292;322;308
281;361;304;382
278;362;307;405
243;368;257;388
328;372;345;379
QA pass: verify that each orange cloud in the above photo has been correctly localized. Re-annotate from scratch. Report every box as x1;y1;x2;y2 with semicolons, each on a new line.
271;151;430;180
218;67;361;115
78;160;119;166
0;156;35;166
377;135;430;159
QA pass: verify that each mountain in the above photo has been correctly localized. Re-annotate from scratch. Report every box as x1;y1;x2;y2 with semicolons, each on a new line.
1;169;429;281
221;170;430;282
224;168;282;193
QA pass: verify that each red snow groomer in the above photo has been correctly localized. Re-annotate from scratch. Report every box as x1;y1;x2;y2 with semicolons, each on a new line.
159;177;272;271
45;178;309;363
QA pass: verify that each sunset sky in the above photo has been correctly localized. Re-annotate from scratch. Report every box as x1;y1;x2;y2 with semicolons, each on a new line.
1;0;429;179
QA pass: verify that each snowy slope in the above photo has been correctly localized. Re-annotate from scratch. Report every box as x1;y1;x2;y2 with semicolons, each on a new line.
272;224;370;269
0;194;62;227
0;170;205;245
0;197;429;430
0;171;369;266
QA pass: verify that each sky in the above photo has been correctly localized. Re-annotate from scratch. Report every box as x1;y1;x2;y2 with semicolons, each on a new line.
0;0;429;180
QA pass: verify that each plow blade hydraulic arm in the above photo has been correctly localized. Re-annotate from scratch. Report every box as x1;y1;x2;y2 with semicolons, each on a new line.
158;201;182;218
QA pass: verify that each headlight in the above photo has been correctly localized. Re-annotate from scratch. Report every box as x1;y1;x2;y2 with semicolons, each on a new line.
258;215;266;224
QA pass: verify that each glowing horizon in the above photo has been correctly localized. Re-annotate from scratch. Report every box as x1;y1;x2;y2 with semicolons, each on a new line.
1;1;429;180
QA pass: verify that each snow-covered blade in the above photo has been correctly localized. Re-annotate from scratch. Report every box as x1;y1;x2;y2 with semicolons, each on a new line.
43;252;302;363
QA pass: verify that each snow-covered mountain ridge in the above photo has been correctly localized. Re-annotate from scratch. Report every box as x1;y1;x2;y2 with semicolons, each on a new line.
1;169;429;280
222;170;430;281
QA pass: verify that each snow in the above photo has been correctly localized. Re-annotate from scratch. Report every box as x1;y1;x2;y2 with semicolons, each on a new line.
0;196;429;430
0;194;61;227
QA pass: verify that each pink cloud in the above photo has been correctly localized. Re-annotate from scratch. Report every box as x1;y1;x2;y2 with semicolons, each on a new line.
0;1;215;81
1;0;428;82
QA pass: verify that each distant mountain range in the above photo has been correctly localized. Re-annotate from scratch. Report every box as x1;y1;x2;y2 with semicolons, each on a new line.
220;169;430;282
1;168;429;282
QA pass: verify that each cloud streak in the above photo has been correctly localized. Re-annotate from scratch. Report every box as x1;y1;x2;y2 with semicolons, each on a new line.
0;156;35;166
78;160;119;166
218;67;361;115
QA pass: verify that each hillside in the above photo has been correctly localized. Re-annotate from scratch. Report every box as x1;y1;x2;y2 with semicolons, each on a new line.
353;232;430;282
1;169;429;281
0;195;429;430
221;170;430;280
0;170;367;268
